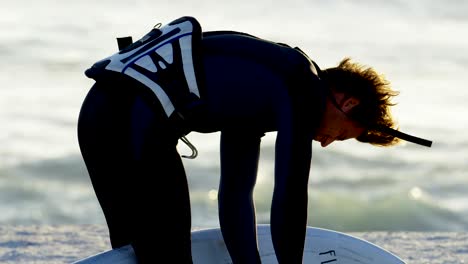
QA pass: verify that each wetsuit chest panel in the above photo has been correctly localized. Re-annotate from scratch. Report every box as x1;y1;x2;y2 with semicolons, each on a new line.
200;54;290;132
194;33;324;134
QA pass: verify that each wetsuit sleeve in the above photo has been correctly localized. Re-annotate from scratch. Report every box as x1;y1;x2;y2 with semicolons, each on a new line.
270;115;313;264
269;53;320;263
218;130;263;263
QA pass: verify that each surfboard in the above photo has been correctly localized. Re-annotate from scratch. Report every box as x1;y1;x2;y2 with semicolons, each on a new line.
72;224;406;263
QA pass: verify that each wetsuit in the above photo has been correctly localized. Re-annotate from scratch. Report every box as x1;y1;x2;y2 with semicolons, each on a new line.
78;29;326;263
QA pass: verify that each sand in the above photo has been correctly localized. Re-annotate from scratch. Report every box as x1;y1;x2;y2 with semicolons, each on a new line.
0;225;466;263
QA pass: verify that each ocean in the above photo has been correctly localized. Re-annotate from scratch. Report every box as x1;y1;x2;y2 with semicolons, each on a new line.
1;0;467;232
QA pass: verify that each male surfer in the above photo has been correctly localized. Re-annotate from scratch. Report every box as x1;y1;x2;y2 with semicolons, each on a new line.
77;16;431;263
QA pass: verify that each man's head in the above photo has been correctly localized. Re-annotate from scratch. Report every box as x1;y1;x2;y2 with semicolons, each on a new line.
315;57;401;147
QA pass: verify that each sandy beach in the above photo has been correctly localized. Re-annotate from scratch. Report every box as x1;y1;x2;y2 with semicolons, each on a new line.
0;225;466;264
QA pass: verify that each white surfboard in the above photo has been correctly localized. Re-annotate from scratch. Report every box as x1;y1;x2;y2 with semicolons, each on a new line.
72;224;406;264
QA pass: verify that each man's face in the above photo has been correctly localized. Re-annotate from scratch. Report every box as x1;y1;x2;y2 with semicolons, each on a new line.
314;93;365;147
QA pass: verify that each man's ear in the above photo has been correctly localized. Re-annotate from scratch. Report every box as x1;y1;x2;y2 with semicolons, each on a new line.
341;97;360;113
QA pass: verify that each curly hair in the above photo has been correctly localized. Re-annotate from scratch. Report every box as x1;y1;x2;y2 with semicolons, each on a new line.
321;58;401;147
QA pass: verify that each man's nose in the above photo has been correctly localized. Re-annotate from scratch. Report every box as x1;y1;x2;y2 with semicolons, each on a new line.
321;138;335;147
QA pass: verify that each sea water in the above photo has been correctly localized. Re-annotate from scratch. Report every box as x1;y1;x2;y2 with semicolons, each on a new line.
1;0;467;231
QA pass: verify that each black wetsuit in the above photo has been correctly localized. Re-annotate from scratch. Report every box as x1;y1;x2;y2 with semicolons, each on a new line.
78;31;326;263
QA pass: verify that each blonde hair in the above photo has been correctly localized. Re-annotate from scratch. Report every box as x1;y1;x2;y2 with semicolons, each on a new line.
321;58;401;147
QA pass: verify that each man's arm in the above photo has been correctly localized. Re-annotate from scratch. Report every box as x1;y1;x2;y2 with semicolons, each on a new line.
270;117;313;264
218;130;263;264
